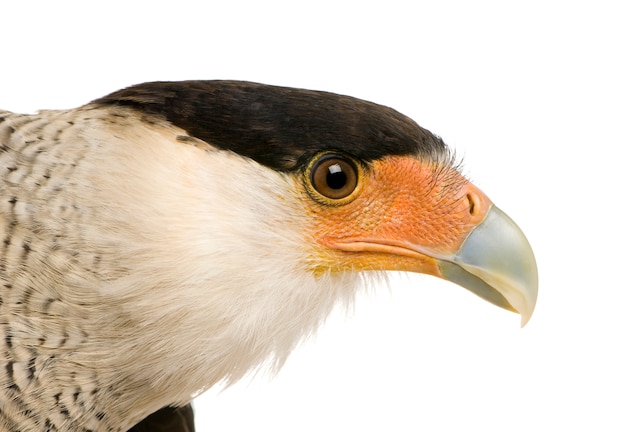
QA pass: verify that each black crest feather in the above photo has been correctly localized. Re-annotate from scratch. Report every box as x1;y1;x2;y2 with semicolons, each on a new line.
94;80;447;171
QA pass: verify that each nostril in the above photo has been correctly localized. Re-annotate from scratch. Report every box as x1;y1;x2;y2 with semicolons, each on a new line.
466;193;476;216
461;184;491;223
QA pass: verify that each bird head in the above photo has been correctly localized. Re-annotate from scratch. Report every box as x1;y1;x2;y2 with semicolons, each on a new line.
97;80;537;328
0;81;539;430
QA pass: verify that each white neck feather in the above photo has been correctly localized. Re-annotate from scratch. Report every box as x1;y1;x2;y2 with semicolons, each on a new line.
75;111;363;425
0;108;364;430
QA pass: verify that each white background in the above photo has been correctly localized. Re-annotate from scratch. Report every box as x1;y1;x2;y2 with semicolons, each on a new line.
2;1;624;430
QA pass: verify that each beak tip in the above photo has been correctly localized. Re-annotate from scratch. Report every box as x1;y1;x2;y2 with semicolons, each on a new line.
515;247;539;328
518;274;538;328
520;308;533;328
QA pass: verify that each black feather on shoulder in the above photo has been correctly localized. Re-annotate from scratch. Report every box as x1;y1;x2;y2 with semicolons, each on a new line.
93;80;447;171
128;405;195;432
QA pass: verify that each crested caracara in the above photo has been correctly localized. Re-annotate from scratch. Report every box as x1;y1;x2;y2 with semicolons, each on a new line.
0;81;537;431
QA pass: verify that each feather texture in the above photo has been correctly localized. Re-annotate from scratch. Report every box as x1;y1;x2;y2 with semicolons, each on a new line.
0;105;360;430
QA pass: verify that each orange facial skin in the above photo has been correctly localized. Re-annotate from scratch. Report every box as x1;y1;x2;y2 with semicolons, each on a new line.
306;155;492;276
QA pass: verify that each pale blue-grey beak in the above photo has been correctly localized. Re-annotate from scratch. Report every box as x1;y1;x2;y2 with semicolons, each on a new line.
439;206;538;326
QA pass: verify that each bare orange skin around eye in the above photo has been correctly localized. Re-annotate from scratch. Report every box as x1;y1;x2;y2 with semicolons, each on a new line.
306;155;492;275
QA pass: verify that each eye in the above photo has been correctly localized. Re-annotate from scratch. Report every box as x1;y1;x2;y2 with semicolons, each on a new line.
308;153;360;202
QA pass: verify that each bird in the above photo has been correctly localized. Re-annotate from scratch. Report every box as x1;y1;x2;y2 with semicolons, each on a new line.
0;80;537;431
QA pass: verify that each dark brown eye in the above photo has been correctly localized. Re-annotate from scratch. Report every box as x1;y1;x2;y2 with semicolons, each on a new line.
309;154;359;200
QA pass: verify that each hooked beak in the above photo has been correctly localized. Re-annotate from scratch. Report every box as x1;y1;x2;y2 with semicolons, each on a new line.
438;206;538;326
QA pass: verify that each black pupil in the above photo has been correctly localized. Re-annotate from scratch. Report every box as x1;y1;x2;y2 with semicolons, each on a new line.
326;163;347;189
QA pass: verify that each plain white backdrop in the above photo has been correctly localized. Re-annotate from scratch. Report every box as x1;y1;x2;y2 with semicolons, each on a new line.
2;1;624;430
